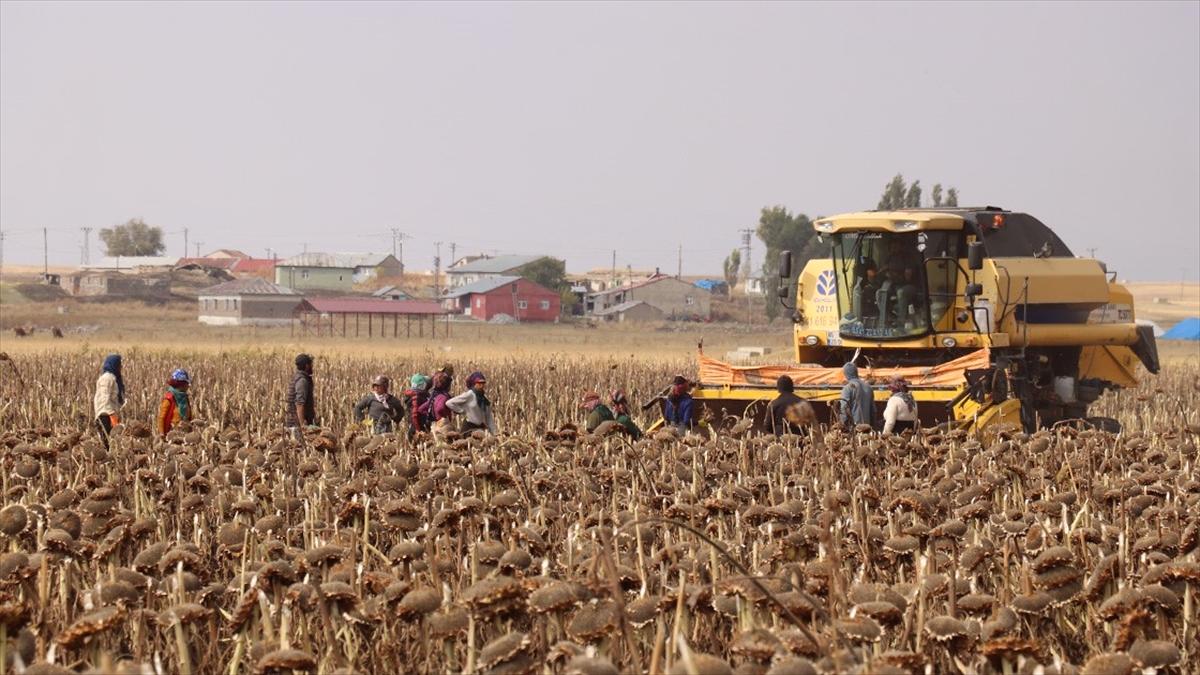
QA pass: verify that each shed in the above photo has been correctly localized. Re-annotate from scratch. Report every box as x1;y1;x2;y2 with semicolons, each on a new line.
592;300;664;323
372;285;412;301
197;278;300;326
293;297;449;338
443;275;561;322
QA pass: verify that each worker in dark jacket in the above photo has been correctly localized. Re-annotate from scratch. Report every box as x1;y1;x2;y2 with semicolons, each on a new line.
582;391;614;433
611;389;642;439
839;362;875;429
662;375;694;433
286;353;317;438
354;375;405;434
767;375;807;436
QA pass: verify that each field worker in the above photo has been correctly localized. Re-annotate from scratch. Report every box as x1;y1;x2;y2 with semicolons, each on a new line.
839;362;875;429
404;374;432;439
610;389;642;439
882;377;919;434
447;371;497;435
354;375;404;434
286;353;317;438
156;368;193;437
93;353;125;448
767;375;806;436
425;370;455;438
582;391;614;433
662;375;694;433
434;363;455;387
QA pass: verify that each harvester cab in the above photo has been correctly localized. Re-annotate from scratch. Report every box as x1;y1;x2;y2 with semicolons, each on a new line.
689;207;1158;436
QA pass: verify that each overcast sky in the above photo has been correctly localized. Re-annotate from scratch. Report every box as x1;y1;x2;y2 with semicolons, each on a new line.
2;1;1197;280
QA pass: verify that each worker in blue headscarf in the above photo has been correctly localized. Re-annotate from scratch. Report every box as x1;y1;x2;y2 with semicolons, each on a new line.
94;354;125;447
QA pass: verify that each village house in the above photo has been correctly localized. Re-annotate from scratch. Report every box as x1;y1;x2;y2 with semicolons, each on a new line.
444;254;555;289
197;278;301;326
274;253;402;292
586;273;711;320
66;270;172;300
443;276;561;322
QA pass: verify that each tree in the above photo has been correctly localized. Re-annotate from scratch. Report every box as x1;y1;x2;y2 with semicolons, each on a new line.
903;180;922;208
722;249;741;299
515;257;567;292
877;174;908;210
877;175;959;209
755;206;823;320
99;218;165;256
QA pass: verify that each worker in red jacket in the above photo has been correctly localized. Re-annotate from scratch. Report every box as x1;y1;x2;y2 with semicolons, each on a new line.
156;368;193;436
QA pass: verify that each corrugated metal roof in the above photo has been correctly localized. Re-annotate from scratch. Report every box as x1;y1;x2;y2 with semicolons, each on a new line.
199;278;298;296
445;254;545;274
371;285;411;298
593;300;660;316
231;258;277;274
299;297;445;315
277;252;395;269
82;256;179;270
443;275;522;298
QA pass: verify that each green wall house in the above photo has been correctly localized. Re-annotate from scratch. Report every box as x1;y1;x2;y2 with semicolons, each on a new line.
275;253;402;292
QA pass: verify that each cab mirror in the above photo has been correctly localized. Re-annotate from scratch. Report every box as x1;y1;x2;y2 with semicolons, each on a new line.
778;251;792;279
967;242;985;270
965;282;983;298
777;285;789;299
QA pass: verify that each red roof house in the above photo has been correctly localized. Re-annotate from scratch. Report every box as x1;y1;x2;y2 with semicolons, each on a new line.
444;276;560;322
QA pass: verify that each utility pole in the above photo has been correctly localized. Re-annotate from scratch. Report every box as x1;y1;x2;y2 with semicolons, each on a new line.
43;227;48;278
1086;247;1098;259
80;227;93;265
739;228;754;325
184;228;189;258
449;242;457;267
433;241;443;297
194;242;203;258
677;244;682;279
611;250;617;289
390;228;408;275
0;229;6;282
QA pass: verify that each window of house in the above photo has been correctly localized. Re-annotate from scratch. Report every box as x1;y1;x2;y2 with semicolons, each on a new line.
301;270;310;280
475;298;482;308
539;300;550;310
233;299;239;310
685;296;695;305
517;300;528;310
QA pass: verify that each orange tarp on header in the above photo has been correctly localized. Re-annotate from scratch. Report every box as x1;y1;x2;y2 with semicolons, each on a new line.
698;349;990;388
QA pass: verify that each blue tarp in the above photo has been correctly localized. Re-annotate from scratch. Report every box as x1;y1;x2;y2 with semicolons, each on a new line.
1162;317;1200;340
694;279;727;293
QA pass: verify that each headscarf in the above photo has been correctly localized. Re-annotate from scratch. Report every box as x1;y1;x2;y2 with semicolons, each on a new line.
610;389;630;416
467;371;490;409
581;391;601;412
842;362;860;380
431;371;451;393
102;354;125;405
409;374;431;391
890;377;916;413
167;367;191;419
669;375;689;402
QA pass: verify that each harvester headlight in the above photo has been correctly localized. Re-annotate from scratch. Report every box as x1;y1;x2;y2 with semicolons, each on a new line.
804;335;821;346
815;221;834;232
893;220;919;231
941;337;958;348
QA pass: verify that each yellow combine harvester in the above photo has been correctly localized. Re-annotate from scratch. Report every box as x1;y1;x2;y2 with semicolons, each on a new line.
693;207;1159;434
